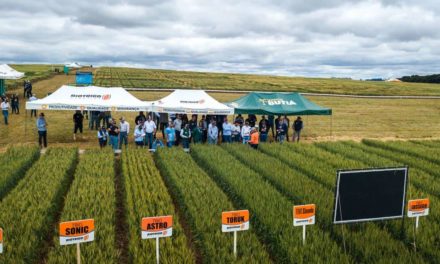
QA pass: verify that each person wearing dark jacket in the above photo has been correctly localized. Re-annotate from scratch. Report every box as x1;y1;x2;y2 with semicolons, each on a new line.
293;116;304;142
276;116;288;143
73;110;84;140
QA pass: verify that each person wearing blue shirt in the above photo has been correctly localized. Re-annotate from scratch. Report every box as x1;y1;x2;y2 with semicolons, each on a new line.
97;126;109;148
222;118;232;143
276;116;288;143
36;113;48;148
134;123;145;147
165;121;176;147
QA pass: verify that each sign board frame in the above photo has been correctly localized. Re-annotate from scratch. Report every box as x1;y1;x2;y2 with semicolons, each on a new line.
221;210;250;233
407;199;429;218
293;204;316;226
333;167;408;224
59;219;95;246
141;215;173;239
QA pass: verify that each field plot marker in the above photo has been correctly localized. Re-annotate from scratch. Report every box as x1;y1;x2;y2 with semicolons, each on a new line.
222;210;250;259
293;204;316;245
407;198;429;231
59;219;95;264
141;215;173;264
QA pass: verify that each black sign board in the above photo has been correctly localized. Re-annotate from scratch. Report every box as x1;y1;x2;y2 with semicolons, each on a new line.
333;167;408;224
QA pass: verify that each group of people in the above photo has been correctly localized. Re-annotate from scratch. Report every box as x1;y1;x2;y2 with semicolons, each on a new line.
0;94;20;125
83;112;304;151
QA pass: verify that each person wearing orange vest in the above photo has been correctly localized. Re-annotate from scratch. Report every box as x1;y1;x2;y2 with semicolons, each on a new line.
248;127;259;149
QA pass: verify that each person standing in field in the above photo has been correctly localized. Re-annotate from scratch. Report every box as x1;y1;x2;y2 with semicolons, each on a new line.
135;111;146;126
199;115;208;143
180;123;191;150
29;94;38;117
108;119;120;150
133;122;145;148
119;117;130;148
259;115;269;142
234;114;244;128
73;110;84;140
283;115;290;142
173;114;182;146
192;123;202;144
159;113;169;139
248;127;260;149
36;113;47;148
11;94;19;114
276;116;288;143
208;120;218;145
165;121;176;147
268;115;275;138
1;98;10;125
293;116;304;142
231;121;241;142
241;121;251;144
222;118;232;143
97;126;109;148
143;115;156;149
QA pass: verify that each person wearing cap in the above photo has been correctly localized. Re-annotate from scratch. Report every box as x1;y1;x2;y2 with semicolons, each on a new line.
134;122;145;147
293;116;304;142
143;114;156;149
222;118;232;143
241;121;251;144
119;117;130;148
165;121;176;147
72;110;84;140
36;112;48;148
108;119;120;150
97;126;109;148
208;120;218;144
231;121;241;142
248;127;259;149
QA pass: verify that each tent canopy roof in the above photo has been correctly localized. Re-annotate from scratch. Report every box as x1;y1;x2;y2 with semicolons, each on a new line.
65;62;81;68
152;89;234;115
0;64;25;80
227;92;332;115
26;85;151;112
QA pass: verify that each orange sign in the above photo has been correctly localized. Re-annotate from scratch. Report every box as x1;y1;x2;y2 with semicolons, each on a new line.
408;199;430;217
293;204;316;226
142;215;173;239
59;219;95;245
222;210;249;232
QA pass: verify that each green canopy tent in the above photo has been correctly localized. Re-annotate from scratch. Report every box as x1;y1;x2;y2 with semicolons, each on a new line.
227;92;333;136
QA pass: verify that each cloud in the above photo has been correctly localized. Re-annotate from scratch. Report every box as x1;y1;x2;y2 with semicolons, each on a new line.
0;0;439;79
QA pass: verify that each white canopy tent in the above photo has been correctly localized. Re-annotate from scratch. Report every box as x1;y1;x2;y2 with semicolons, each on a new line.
64;62;82;68
0;64;25;79
152;89;234;115
26;85;152;112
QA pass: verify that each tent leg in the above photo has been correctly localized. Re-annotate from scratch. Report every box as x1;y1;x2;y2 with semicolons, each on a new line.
330;115;333;138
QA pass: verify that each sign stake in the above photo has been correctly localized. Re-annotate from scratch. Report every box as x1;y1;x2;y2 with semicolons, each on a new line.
302;225;306;245
156;237;160;264
415;216;419;230
76;243;81;264
233;231;237;259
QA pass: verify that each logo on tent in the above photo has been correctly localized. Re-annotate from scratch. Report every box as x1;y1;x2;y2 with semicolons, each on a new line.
102;94;111;100
258;99;296;106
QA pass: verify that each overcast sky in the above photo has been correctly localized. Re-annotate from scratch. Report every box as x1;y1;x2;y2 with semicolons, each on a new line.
1;0;439;79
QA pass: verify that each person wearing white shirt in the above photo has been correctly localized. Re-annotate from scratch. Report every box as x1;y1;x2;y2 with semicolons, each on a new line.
1;98;10;125
222;118;232;143
241;121;251;144
119;117;130;148
143;115;157;149
134;124;146;147
29;94;38;117
208;120;218;144
173;115;182;146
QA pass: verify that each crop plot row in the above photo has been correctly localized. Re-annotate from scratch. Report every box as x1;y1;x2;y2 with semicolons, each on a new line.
0;148;77;263
121;149;195;263
191;144;350;263
46;149;117;263
155;148;271;263
0;146;39;200
224;144;420;263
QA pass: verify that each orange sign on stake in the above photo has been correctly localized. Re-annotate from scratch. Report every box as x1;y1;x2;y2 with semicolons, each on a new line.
60;219;95;246
408;199;429;217
0;228;3;254
293;204;316;226
222;210;250;233
141;215;173;239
